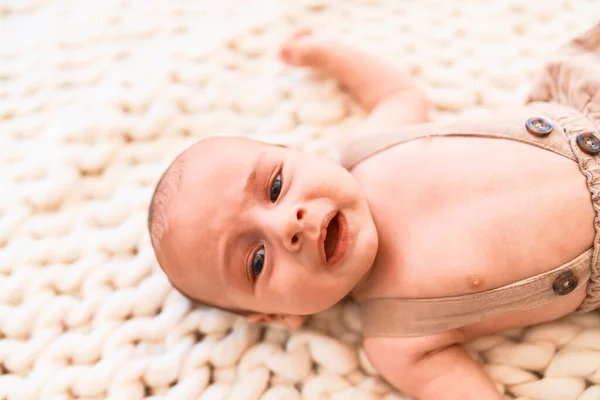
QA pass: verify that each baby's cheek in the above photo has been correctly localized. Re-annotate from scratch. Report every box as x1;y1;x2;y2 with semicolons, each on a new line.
277;269;318;300
301;272;345;303
278;268;310;293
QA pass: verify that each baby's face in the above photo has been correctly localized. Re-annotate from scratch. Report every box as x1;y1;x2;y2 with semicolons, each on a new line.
160;137;378;316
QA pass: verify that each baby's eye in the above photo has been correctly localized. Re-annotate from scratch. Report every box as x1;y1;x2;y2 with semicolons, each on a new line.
270;173;282;203
252;247;265;278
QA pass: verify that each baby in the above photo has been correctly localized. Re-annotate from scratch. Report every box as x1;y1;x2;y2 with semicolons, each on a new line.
148;24;600;399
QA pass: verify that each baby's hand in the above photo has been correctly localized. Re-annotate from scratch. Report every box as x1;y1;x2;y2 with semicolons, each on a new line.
278;27;430;120
278;28;330;67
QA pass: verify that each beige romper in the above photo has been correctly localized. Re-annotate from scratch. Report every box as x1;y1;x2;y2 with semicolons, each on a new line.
342;23;600;338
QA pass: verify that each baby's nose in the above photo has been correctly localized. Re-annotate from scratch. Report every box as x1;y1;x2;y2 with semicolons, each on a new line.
281;205;306;252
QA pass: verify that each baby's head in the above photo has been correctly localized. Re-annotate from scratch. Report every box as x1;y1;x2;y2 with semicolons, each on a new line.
148;136;378;327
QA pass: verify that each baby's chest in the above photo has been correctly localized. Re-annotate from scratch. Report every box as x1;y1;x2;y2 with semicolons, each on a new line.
350;136;595;301
366;216;509;300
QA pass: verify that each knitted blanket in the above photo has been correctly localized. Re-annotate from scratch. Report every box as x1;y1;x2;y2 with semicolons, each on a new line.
2;0;600;399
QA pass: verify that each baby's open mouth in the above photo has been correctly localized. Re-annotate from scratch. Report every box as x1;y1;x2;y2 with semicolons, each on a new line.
320;211;348;267
324;213;340;262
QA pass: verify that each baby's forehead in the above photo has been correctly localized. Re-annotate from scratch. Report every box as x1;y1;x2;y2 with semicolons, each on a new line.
191;137;270;160
183;138;284;193
173;140;265;232
174;135;289;223
183;144;260;191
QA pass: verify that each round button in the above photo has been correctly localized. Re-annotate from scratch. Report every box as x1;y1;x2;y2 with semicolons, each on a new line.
553;271;578;295
525;117;553;137
576;132;600;155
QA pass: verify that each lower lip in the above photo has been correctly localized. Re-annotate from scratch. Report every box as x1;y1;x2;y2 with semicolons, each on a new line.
327;212;349;268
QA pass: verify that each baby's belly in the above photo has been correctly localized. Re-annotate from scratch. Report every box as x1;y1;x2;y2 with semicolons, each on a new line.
352;135;596;336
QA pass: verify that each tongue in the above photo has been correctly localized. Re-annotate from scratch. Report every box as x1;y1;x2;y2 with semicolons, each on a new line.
324;216;339;261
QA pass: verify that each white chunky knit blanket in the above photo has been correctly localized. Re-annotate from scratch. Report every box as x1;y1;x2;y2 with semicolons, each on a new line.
2;0;600;399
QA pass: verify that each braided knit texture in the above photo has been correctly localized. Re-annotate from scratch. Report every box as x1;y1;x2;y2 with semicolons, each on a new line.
2;1;600;399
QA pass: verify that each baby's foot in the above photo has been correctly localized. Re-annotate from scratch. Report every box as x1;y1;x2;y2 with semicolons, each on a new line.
278;28;332;67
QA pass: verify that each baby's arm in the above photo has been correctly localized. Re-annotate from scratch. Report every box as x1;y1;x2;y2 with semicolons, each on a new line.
280;30;499;398
279;28;430;130
364;334;503;400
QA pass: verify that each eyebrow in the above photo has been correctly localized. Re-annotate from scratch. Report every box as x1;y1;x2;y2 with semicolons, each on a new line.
244;151;266;193
221;228;250;293
222;235;238;291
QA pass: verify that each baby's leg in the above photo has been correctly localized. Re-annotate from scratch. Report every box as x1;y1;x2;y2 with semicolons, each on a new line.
279;28;430;126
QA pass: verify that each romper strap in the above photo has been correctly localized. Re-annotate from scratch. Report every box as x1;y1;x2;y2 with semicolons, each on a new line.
340;104;575;171
361;248;593;338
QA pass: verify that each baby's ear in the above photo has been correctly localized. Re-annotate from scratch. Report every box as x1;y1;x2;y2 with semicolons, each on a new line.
245;313;305;329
